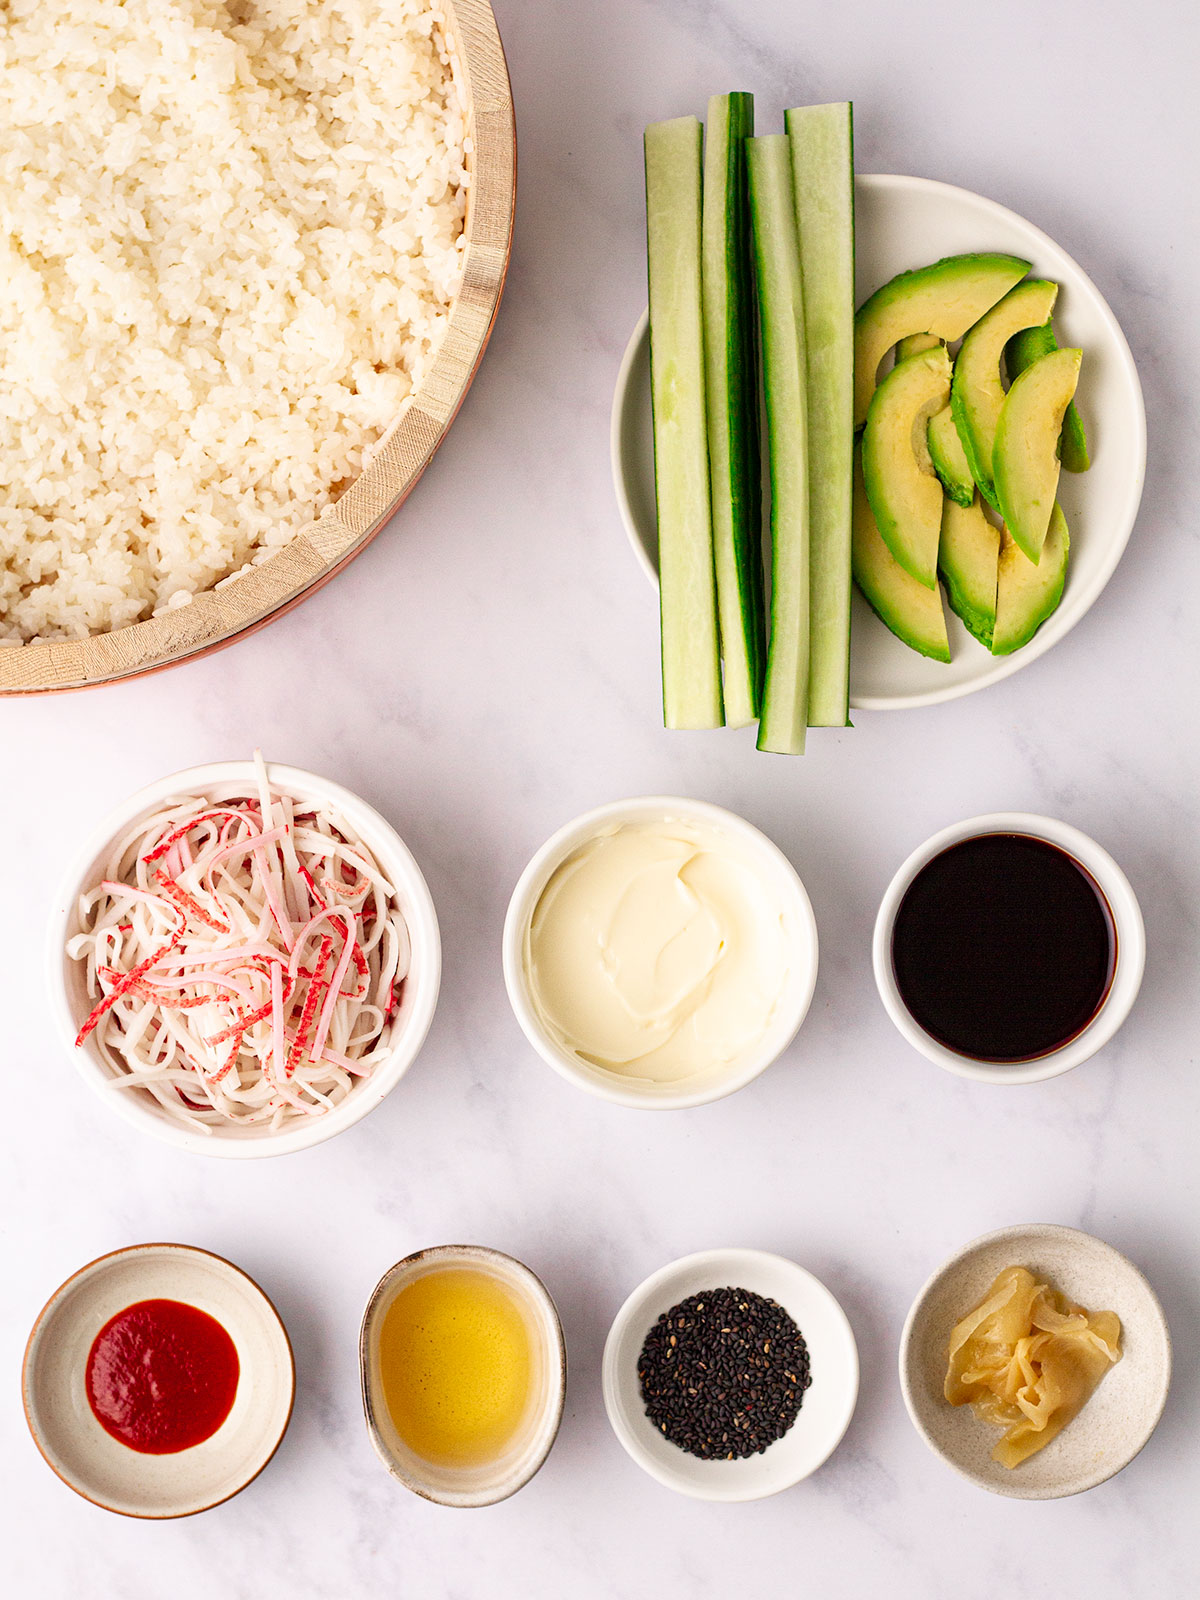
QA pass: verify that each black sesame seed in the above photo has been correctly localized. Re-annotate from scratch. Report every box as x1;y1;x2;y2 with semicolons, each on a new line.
636;1286;812;1461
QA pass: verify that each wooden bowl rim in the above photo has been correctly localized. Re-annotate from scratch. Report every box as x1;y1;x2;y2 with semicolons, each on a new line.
0;0;515;694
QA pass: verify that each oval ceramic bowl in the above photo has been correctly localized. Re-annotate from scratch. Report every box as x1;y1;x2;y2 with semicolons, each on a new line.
49;759;441;1158
872;811;1144;1083
0;0;514;695
501;796;819;1109
603;1248;858;1501
900;1224;1171;1500
612;173;1146;711
360;1245;566;1507
23;1243;295;1518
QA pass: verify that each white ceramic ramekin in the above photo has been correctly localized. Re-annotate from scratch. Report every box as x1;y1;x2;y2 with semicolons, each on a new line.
602;1248;858;1501
48;760;441;1158
872;813;1145;1084
501;796;819;1109
359;1244;566;1508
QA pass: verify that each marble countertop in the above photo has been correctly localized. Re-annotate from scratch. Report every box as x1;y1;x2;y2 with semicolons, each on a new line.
4;0;1198;1593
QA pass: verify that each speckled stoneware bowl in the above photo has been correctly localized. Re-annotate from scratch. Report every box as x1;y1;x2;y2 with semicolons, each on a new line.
360;1245;566;1507
22;1243;295;1518
900;1224;1171;1499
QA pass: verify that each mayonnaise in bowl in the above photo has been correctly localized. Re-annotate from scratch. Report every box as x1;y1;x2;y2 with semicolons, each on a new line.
504;799;819;1109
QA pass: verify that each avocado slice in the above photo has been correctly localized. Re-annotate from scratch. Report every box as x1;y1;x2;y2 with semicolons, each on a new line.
894;333;939;360
993;347;1082;562
861;345;950;589
928;406;975;507
895;336;974;506
950;279;1059;509
852;449;950;662
938;495;1001;648
1006;320;1091;472
854;252;1031;426
992;505;1069;654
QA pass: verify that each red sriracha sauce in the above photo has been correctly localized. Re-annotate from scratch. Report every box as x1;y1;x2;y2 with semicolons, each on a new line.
85;1298;239;1454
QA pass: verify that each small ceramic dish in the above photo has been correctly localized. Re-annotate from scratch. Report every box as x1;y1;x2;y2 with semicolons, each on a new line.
872;811;1144;1083
603;1249;858;1501
501;796;819;1109
48;759;441;1158
900;1224;1171;1500
612;173;1146;712
22;1243;294;1518
360;1245;566;1507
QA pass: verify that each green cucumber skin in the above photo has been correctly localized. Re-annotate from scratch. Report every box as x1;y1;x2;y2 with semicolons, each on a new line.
645;116;723;729
747;134;810;755
1006;321;1091;472
703;92;764;728
786;100;855;729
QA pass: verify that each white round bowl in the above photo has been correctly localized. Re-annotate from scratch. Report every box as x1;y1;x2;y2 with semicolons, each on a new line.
872;812;1144;1083
602;1248;858;1501
900;1224;1171;1499
49;760;441;1158
612;173;1146;711
360;1244;566;1507
501;797;819;1109
23;1243;294;1518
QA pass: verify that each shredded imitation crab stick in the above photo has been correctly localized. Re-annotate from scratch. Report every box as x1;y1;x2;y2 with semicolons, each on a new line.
67;755;411;1133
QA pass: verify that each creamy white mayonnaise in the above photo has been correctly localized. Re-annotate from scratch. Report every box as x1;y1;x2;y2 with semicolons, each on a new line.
523;819;791;1083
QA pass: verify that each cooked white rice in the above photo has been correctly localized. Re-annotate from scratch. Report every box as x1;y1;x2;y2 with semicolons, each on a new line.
0;0;467;641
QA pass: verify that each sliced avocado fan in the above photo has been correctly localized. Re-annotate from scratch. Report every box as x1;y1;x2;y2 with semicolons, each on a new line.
896;334;974;508
950;278;1059;510
861;345;951;589
1006;319;1091;472
938;495;1001;649
854;251;1030;427
992;505;1069;654
851;448;950;662
993;347;1082;562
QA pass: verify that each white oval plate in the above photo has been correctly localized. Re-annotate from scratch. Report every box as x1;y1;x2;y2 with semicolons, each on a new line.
611;173;1146;711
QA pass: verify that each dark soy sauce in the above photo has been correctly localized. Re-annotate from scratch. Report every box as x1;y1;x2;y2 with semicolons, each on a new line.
891;833;1116;1063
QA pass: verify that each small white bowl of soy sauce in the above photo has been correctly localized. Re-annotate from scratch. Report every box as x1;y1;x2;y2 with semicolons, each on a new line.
873;814;1145;1084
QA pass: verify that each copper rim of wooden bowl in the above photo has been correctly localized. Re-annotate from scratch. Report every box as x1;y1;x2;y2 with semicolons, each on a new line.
0;0;515;694
21;1242;297;1518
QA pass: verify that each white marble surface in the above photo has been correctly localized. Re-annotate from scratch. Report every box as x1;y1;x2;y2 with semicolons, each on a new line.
4;0;1198;1592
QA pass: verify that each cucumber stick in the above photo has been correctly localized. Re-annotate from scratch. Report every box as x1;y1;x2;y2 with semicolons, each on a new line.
747;134;810;754
645;116;723;728
786;101;854;728
702;93;764;728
